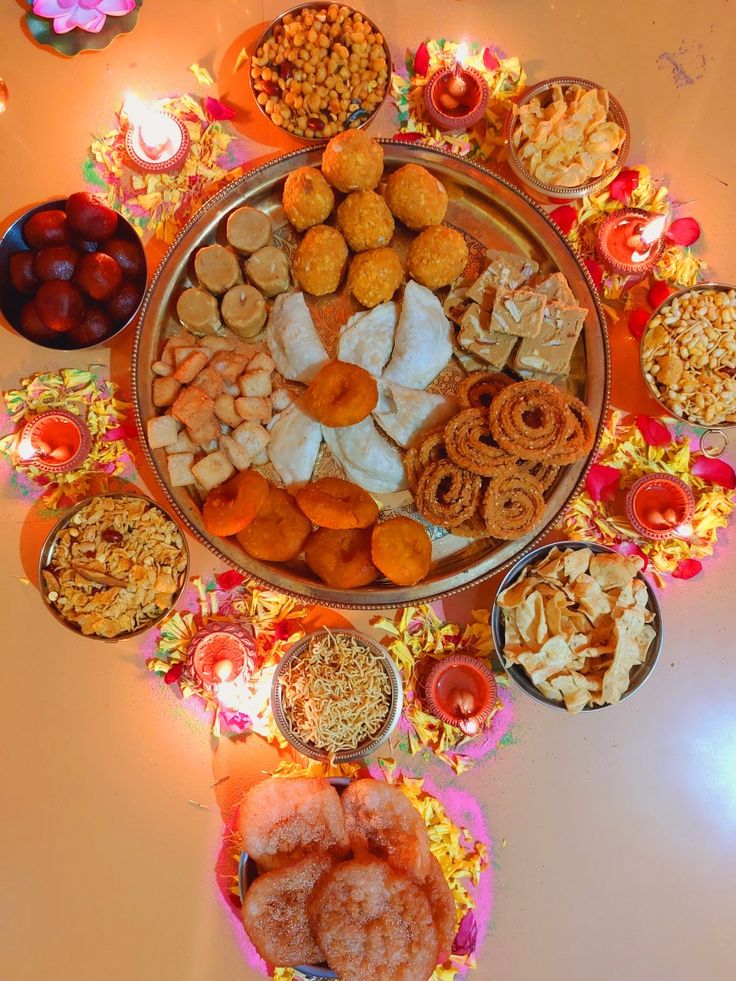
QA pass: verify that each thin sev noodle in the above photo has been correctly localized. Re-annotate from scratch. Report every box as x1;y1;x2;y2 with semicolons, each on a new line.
279;629;391;757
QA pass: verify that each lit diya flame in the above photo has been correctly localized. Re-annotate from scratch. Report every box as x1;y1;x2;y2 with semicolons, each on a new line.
424;42;489;129
189;623;257;687
628;213;668;262
123;93;190;173
625;473;695;542
17;410;92;472
596;208;667;276
424;654;497;736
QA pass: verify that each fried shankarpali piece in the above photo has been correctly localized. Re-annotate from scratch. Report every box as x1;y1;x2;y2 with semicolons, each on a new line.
307;858;439;981
341;779;431;882
237;777;349;872
422;853;457;961
242;855;333;966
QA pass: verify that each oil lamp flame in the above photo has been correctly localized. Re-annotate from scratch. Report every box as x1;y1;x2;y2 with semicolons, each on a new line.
453;42;469;71
640;213;667;246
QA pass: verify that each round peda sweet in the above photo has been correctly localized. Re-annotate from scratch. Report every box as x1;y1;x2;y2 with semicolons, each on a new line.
221;284;267;338
337;190;395;252
384;163;448;230
194;244;241;294
245;246;291;297
226;207;272;254
293;225;348;297
176;287;221;334
347;247;403;308
407;225;469;290
321;129;384;193
282;167;335;232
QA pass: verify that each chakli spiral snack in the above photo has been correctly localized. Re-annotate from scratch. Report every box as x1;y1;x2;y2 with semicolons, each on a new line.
457;370;514;409
445;408;518;478
404;426;448;493
415;460;482;528
488;380;568;461
514;459;560;493
481;472;545;539
547;393;596;465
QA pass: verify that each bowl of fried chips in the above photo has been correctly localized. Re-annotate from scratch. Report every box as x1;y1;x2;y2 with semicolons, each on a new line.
505;77;630;200
491;540;662;712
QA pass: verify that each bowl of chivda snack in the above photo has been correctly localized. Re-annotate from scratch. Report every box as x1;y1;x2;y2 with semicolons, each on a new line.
271;628;402;761
491;540;662;712
504;76;630;200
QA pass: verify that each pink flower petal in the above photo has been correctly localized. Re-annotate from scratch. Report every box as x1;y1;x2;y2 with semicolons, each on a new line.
413;42;430;76
583;257;603;291
636;415;672;447
691;455;736;489
452;911;477;956
32;0;69;16
666;216;700;247
628;309;650;340
97;0;136;13
586;464;620;502
647;281;675;309
608;168;640;203
672;558;702;580
549;204;577;236
216;570;246;590
203;96;236;120
612;541;649;570
482;47;500;71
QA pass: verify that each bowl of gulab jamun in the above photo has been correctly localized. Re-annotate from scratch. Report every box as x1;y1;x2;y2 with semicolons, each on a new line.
0;193;147;350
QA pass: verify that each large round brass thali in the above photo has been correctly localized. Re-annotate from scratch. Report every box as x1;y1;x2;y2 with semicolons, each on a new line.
133;142;610;609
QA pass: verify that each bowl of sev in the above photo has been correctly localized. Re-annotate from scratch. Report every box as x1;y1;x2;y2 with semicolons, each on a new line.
271;629;403;763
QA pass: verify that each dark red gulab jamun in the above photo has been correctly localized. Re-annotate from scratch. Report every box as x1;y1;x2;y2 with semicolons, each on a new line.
106;280;143;323
74;252;123;301
65;192;118;241
34;244;80;282
9;252;40;294
35;281;85;333
20;299;59;344
22;210;70;249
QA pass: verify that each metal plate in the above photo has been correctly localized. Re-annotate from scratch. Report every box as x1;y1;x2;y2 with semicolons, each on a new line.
133;141;610;609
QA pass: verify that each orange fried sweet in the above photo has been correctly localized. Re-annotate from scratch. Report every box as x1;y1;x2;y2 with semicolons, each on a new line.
371;517;432;587
296;477;378;530
237;485;312;562
304;527;379;589
203;470;269;537
303;361;378;427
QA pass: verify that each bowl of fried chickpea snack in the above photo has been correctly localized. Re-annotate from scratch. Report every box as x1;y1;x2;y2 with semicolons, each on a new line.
250;3;391;141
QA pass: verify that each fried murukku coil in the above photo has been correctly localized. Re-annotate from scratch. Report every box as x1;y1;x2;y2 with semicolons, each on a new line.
514;458;561;492
481;472;545;539
404;426;448;493
415;460;482;528
488;380;568;461
457;370;514;409
547;394;596;465
445;407;518;477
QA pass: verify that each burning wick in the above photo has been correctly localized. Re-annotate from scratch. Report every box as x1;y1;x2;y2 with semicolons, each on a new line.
627;214;667;262
123;93;188;170
445;42;470;101
449;687;476;717
213;658;235;682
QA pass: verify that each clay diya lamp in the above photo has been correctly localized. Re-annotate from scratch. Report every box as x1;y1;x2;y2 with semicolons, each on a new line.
124;97;190;175
17;409;92;473
189;622;258;687
596;209;667;279
625;473;695;541
423;63;490;132
424;653;497;736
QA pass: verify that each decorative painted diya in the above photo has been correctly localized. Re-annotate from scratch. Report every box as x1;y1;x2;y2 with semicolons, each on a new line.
124;100;190;175
424;653;497;735
625;473;695;541
596;208;667;278
189;622;257;686
423;65;490;132
17;409;92;473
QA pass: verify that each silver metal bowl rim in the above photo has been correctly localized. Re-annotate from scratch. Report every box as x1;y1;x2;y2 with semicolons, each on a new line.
639;280;736;430
504;75;631;199
38;490;190;642
249;1;392;143
490;539;664;712
0;196;147;351
270;628;403;762
131;139;612;610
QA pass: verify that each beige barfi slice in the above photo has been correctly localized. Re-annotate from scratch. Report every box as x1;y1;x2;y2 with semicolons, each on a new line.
458;303;518;368
534;272;576;306
466;249;539;310
491;287;546;337
513;302;587;375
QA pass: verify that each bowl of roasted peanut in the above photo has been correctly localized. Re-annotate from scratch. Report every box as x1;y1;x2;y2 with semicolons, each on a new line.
249;3;391;141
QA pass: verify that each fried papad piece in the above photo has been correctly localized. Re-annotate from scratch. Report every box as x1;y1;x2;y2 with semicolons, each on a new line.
237;777;349;871
422;853;457;961
307;858;439;981
242;854;333;966
341;779;431;882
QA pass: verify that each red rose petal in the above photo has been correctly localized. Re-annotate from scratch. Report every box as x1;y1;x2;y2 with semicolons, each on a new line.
612;541;649;570
413;41;430;76
608;168;640;203
583;258;603;291
647;281;675;309
392;131;424;143
636;415;672;446
672;558;702;580
628;308;650;340
691;455;736;489
666;216;701;247
549;204;578;236
586;464;620;502
216;570;246;590
164;663;183;685
203;96;236;120
482;47;500;72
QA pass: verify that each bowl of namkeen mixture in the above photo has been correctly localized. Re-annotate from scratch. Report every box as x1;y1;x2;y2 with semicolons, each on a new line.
271;628;403;761
491;540;662;712
39;492;189;639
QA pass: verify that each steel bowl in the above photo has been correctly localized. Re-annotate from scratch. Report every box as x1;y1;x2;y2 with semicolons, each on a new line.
237;776;351;980
0;197;147;350
491;540;663;711
504;76;630;201
249;2;392;142
38;491;189;642
271;629;403;762
639;281;736;430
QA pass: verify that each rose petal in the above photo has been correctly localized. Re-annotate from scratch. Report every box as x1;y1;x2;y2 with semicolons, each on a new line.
482;47;500;71
612;541;649;570
666;217;701;247
164;663;183;685
647;281;675;309
413;42;430;76
203;96;236;120
636;415;672;447
608;168;640;203
672;558;702;580
549;204;578;236
586;464;620;502
691;455;736;489
583;258;603;291
452;911;477;956
216;570;246;591
628;309;650;340
391;131;424;142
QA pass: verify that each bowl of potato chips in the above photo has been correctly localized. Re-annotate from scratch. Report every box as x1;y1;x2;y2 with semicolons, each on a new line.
504;77;630;200
491;540;662;712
